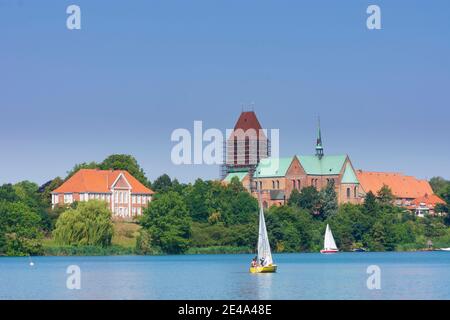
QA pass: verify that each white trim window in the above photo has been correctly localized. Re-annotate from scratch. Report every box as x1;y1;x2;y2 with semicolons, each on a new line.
53;194;59;204
64;193;73;204
132;195;136;204
137;195;141;204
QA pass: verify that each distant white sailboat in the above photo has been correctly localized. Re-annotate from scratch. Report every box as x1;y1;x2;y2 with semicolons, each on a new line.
320;224;339;254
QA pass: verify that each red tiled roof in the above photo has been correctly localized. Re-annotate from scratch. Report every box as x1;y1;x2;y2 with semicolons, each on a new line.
229;111;267;141
412;194;446;206
52;169;154;194
234;111;263;131
356;170;433;199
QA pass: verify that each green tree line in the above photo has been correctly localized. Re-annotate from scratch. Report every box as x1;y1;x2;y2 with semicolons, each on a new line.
1;154;450;256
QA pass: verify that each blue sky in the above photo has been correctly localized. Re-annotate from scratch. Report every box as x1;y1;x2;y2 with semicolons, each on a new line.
1;0;449;185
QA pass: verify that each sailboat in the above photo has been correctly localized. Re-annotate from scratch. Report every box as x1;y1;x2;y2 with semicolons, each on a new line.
249;193;277;273
320;224;339;254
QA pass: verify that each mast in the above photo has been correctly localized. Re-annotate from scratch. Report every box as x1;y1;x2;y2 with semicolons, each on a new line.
256;173;273;266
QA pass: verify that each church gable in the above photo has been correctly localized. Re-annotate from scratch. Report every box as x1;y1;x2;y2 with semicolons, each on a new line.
111;173;131;190
341;162;359;184
286;156;306;177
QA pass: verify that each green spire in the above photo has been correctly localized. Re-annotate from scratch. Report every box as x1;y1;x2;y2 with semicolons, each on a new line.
315;117;324;159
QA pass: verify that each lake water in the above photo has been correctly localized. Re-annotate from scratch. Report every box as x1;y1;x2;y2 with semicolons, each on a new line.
1;252;450;300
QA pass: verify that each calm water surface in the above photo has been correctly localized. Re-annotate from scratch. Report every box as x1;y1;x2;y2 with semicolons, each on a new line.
1;252;449;300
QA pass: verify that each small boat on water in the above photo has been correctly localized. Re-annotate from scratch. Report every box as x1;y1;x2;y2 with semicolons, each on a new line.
249;192;277;274
439;248;450;251
320;224;339;254
352;248;367;252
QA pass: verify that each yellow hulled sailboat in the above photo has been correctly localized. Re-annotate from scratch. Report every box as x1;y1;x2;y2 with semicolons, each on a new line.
249;192;277;274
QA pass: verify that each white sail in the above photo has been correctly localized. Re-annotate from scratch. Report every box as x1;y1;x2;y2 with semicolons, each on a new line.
323;224;338;250
257;197;273;266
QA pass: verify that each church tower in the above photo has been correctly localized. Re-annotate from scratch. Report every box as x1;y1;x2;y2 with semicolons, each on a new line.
315;118;324;159
221;110;270;183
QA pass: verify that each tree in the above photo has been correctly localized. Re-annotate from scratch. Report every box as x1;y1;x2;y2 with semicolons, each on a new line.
185;179;212;222
0;184;19;202
0;201;43;256
152;174;173;193
39;177;64;207
288;189;301;207
293;186;321;214
138;191;191;254
321;179;338;219
363;191;379;216
100;154;150;187
266;205;315;252
66;161;99;180
377;184;395;206
53;200;114;247
366;213;397;251
429;177;450;196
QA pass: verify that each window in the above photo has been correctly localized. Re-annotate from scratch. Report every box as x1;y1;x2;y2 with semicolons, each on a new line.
53;194;59;204
132;195;136;204
64;194;73;204
347;188;351;199
292;180;296;189
120;192;123;204
124;192;128;204
80;194;84;201
101;194;105;200
137;195;141;204
106;195;110;202
297;180;301;190
276;180;280;189
259;181;263;190
95;194;99;200
272;181;275;189
354;186;357;198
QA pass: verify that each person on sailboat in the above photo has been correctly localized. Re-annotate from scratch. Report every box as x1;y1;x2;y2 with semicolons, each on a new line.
260;257;266;267
251;257;258;268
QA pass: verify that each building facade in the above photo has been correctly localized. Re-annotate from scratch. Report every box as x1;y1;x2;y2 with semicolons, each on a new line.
52;169;155;219
223;117;362;207
222;111;445;216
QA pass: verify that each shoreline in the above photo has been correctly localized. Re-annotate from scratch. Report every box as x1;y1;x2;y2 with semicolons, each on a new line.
1;247;444;258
